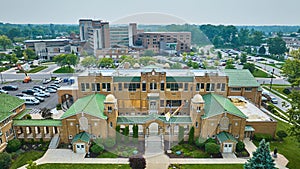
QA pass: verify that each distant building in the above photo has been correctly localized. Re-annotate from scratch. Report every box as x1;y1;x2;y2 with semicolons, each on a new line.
282;37;300;52
24;39;79;60
110;23;137;47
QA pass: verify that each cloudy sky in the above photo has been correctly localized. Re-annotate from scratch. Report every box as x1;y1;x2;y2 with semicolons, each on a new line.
0;0;299;25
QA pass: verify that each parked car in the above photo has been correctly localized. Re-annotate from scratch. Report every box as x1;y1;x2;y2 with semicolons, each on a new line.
35;96;45;102
50;84;60;88
270;96;278;104
45;88;56;93
19;97;40;105
33;85;46;90
42;78;51;84
16;93;29;97
22;89;37;95
34;92;50;97
47;86;58;90
2;85;18;91
54;77;62;84
0;89;8;94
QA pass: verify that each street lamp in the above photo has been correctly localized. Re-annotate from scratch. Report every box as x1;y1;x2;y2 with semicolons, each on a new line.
270;68;275;90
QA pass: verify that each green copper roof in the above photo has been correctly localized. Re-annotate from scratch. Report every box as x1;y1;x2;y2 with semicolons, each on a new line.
71;132;90;144
60;94;107;119
202;93;247;119
0;112;11;123
217;132;237;143
166;76;194;82
245;125;255;132
0;93;24;113
224;69;260;87
13;119;62;126
117;114;192;124
113;76;141;82
14;109;31;120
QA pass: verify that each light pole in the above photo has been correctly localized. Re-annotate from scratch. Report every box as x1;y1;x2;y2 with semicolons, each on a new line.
270;68;275;90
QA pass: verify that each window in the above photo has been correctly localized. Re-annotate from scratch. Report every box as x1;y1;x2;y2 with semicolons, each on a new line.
160;100;164;108
206;83;211;91
217;83;221;89
184;83;188;91
160;82;165;91
102;83;111;91
245;87;252;92
196;83;200;91
85;83;90;90
196;121;199;128
166;100;182;107
81;83;91;92
142;82;146;91
166;83;180;91
91;83;100;91
235;134;239;138
150;82;157;90
126;83;140;91
118;83;122;91
235;122;238;126
108;106;112;112
211;83;215;91
221;83;226;91
197;106;201;112
69;135;73;139
81;83;85;92
231;88;241;92
0;138;2;145
110;122;113;128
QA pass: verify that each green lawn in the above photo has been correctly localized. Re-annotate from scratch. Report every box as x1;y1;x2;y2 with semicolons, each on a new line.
53;66;74;73
37;164;130;169
177;164;244;169
17;66;48;73
252;68;271;78
10;150;45;169
171;144;210;158
253;120;300;169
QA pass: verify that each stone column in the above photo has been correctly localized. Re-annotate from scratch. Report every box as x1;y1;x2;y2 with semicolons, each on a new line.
23;127;27;139
40;127;45;140
31;127;36;139
49;127;54;137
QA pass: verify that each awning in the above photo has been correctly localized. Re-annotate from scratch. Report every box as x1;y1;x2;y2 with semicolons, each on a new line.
71;132;91;144
217;132;238;143
245;125;255;132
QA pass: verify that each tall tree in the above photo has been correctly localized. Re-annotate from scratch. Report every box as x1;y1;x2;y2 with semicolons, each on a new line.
258;46;266;55
23;48;36;60
240;53;247;64
225;60;236;69
0;35;12;50
243;63;255;73
188;126;195;144
244;139;275;169
282;49;300;87
287;90;300;142
98;58;113;68
81;56;96;68
268;37;287;55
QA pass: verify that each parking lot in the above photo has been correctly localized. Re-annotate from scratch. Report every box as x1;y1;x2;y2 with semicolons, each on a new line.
0;80;67;110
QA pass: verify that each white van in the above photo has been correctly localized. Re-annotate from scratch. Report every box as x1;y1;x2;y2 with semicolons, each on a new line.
19;97;40;105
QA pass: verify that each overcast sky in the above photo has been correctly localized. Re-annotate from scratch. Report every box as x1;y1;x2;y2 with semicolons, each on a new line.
0;0;299;25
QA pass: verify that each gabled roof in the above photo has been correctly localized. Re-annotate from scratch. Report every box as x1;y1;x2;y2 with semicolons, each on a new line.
60;94;107;119
224;69;260;87
71;132;90;144
217;132;237;143
0;93;24;113
202;93;247;119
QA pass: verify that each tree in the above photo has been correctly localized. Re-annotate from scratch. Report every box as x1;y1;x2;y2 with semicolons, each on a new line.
282;49;300;87
240;53;247;64
81;56;96;68
178;126;184;144
0;35;12;51
244;139;275;169
236;141;245;152
276;130;288;141
0;152;11;169
191;62;198;69
13;46;23;58
188;126;195;144
26;160;37;169
205;143;220;155
225;60;235;69
287;90;300;142
123;125;129;143
90;143;104;154
132;124;138;144
243;63;256;73
258;46;266;55
23;48;37;60
143;50;154;56
170;62;182;69
129;155;146;169
40;108;52;119
217;51;222;59
98;58;113;68
53;54;79;68
139;56;156;66
268;37;287;55
6;139;21;153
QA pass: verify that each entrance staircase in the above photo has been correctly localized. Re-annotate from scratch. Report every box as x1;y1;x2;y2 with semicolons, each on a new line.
48;134;60;149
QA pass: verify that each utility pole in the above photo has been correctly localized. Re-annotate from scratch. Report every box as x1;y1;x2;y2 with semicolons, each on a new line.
270;68;275;90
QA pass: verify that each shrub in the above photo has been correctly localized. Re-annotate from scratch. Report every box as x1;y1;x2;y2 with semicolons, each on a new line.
195;137;206;149
25;114;32;119
253;133;273;142
188;126;195;144
90;144;104;154
0;152;11;169
6;139;21;153
129;155;146;169
205;138;217;144
236;141;245;152
205;142;220;155
104;138;116;148
276;130;288;141
283;88;291;95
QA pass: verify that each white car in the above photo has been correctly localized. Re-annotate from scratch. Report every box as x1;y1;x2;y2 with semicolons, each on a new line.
0;89;8;94
34;91;50;97
45;88;56;93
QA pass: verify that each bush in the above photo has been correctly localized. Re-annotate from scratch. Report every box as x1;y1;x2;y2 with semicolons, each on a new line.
0;152;11;169
25;114;32;119
276;130;288;141
236;141;245;152
253;133;273;142
104;138;116;148
205;143;220;155
90;144;104;154
6;139;21;153
283;88;291;95
129;155;146;169
195;137;206;149
205;138;217;144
